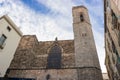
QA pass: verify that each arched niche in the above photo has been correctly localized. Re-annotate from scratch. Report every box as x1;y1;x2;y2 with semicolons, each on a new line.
46;44;62;69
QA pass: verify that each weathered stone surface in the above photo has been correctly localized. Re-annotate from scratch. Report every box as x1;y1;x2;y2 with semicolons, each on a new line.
77;68;103;80
73;6;103;80
104;0;120;79
8;69;77;80
9;35;75;69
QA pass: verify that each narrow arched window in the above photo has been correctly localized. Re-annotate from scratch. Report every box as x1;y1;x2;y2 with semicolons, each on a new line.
80;14;84;22
47;45;61;69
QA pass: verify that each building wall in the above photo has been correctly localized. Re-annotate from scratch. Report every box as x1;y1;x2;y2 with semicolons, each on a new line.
8;69;78;80
112;0;120;11
102;73;109;80
0;17;22;77
9;36;75;69
104;0;120;79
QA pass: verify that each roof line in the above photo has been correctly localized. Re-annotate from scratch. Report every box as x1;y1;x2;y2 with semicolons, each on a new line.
0;15;23;37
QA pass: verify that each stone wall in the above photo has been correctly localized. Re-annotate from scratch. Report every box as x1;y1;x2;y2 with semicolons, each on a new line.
8;69;77;80
9;35;75;69
10;35;37;68
72;6;103;80
77;68;103;80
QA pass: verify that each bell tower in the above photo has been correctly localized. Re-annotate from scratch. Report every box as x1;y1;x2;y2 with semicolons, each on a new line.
72;6;103;80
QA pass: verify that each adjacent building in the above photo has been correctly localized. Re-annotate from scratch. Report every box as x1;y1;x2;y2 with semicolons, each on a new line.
104;0;120;79
7;6;103;80
0;15;22;77
111;0;120;11
102;73;109;80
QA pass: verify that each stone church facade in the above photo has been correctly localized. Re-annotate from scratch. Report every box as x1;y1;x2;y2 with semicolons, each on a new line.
7;6;103;80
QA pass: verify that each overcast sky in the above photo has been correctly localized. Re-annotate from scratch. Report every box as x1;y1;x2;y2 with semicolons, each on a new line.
0;0;106;72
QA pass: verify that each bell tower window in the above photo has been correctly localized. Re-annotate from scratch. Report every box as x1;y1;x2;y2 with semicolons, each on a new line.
80;14;84;22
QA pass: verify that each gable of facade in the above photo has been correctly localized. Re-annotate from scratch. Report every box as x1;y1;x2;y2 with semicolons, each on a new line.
9;35;75;69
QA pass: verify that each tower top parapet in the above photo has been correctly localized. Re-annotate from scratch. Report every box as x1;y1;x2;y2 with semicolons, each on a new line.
72;5;90;24
72;5;88;10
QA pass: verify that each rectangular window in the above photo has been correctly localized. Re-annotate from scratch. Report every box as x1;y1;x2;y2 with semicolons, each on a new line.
119;32;120;46
111;10;118;29
116;56;120;75
112;41;116;53
118;23;120;30
107;39;112;52
112;54;115;64
0;34;7;49
7;26;11;32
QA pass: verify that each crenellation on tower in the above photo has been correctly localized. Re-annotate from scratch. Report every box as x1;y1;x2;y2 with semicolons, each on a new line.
72;5;88;10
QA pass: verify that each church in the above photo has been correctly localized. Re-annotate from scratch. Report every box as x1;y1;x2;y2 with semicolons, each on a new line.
6;6;103;80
